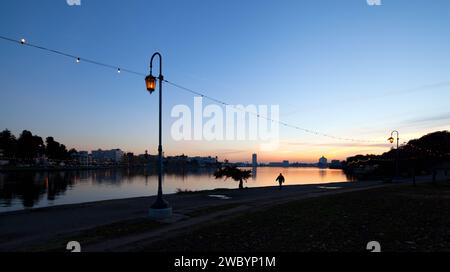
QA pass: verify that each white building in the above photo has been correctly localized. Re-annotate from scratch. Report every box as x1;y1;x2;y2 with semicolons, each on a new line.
318;156;328;168
92;149;124;163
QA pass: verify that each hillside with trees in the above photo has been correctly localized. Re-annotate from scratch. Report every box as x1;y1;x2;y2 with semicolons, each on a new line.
343;131;450;179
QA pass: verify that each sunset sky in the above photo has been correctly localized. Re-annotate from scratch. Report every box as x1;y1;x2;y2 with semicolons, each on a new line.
1;0;450;163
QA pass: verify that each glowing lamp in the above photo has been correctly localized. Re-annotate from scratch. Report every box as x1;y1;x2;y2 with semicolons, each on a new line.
388;137;394;144
145;75;156;93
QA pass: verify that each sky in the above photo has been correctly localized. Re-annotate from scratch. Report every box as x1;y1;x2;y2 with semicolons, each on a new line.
1;0;450;163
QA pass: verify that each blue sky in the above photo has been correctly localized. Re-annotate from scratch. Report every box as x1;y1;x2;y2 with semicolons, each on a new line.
1;0;450;162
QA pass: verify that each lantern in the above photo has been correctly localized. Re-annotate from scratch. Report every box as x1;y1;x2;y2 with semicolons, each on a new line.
388;137;394;144
145;75;156;93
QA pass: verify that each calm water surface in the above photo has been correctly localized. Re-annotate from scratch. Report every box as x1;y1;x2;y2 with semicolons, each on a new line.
0;167;353;213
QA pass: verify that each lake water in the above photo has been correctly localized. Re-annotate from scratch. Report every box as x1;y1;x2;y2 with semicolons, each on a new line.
0;167;353;213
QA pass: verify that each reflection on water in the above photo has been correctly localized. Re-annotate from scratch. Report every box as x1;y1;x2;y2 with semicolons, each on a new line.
0;167;353;213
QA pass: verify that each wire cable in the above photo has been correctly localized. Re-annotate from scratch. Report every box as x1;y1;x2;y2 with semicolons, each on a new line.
1;34;386;143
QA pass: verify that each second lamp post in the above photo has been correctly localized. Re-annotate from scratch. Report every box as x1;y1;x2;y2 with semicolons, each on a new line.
388;130;400;180
146;52;172;219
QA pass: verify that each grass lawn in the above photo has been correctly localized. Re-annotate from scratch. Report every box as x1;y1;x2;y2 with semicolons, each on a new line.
143;182;450;252
23;203;242;252
25;218;164;252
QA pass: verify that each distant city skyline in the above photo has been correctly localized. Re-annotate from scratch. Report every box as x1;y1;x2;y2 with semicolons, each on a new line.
1;0;450;163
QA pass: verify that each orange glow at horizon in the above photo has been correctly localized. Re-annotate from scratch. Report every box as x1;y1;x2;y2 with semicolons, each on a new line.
69;128;448;163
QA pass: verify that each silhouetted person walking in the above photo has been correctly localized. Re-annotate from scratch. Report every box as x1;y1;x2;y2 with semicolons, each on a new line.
276;173;285;190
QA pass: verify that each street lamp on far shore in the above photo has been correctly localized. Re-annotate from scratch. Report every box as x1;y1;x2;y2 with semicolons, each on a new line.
388;130;400;180
146;52;172;220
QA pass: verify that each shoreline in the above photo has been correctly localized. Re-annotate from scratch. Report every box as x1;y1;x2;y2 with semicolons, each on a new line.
0;165;343;173
0;181;355;216
1;174;431;215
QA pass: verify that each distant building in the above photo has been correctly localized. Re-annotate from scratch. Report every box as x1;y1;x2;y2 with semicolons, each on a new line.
290;162;316;167
268;162;282;167
329;160;342;169
92;149;124;163
268;161;290;167
318;156;328;168
190;156;217;167
72;151;90;165
252;154;258;168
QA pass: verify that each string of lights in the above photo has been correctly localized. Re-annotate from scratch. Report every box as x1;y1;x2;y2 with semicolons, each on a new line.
163;79;380;143
346;155;443;165
347;157;394;165
0;35;383;143
0;35;145;76
407;143;450;157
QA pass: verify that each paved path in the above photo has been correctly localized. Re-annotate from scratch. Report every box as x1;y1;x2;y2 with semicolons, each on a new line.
0;180;391;251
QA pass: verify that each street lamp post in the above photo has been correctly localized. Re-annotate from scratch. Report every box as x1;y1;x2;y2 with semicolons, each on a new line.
146;52;172;219
388;130;400;181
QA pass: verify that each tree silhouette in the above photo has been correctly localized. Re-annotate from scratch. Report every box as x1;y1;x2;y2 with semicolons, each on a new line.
1;129;75;161
17;130;44;161
46;137;59;159
214;166;252;189
45;137;70;160
68;148;78;157
0;129;17;158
